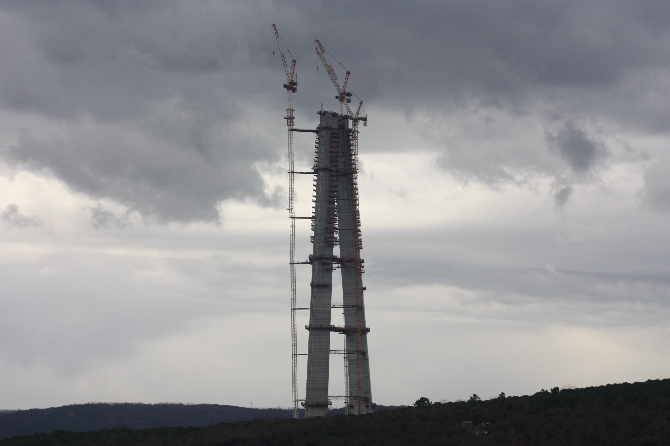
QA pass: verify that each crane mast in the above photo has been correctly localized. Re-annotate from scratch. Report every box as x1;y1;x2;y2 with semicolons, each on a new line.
272;23;299;419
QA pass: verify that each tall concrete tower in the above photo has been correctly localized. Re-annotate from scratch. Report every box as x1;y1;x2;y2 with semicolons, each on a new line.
303;110;372;417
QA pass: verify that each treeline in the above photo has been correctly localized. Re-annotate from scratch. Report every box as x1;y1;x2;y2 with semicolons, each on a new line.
1;379;669;445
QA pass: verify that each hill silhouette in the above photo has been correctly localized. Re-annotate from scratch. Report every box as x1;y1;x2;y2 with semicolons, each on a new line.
0;403;298;439
0;403;401;440
1;379;669;445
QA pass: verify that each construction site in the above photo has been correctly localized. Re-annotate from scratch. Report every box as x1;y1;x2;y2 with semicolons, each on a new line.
273;25;372;418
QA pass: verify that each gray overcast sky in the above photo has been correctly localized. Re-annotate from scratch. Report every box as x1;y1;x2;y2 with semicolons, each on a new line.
1;0;669;409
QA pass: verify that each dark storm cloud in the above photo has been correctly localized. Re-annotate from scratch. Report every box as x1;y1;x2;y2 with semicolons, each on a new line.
553;184;573;207
88;204;128;229
639;157;670;211
1;0;669;222
364;224;670;327
0;204;41;228
288;0;669;192
545;121;606;173
6;118;268;222
0;1;283;222
290;0;670;109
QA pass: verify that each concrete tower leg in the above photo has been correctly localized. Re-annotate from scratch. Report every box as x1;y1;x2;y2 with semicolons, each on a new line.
336;117;373;415
305;111;372;417
304;112;339;417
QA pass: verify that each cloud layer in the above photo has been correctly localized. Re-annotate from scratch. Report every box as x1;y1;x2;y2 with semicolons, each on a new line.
1;1;669;220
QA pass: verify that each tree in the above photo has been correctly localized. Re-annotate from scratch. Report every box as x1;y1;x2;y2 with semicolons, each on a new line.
498;392;506;399
469;394;481;402
472;412;483;425
413;397;432;408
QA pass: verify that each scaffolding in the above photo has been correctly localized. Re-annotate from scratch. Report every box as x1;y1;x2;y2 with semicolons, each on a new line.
275;30;371;418
272;24;299;419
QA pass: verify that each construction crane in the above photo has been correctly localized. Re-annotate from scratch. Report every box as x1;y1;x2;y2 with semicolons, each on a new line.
272;23;299;420
315;39;352;115
273;24;297;95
